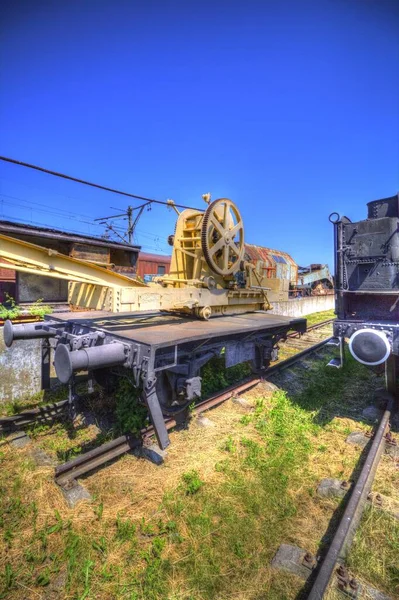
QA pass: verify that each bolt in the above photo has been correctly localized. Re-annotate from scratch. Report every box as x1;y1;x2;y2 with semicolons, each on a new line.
349;578;359;591
302;551;316;567
337;565;347;578
386;432;398;446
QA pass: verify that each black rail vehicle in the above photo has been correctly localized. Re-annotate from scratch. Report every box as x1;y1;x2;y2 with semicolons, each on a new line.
329;193;399;386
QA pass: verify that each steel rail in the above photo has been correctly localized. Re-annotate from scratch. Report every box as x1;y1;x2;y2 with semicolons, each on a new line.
267;336;332;375
0;399;70;432
287;318;334;339
306;395;395;600
54;335;332;486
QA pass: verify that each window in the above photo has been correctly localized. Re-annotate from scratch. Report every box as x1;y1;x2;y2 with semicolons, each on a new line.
271;254;287;264
157;265;166;275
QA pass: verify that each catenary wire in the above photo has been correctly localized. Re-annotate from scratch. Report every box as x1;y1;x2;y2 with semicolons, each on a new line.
0;156;203;211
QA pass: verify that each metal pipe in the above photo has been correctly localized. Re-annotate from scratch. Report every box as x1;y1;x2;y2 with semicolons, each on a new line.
306;395;394;600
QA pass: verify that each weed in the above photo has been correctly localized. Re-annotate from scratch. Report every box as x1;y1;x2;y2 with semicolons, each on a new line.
3;529;13;547
239;414;251;425
115;378;148;434
140;517;156;537
221;435;236;453
4;563;14;590
47;510;64;534
27;298;53;319
181;470;204;495
79;559;94;600
201;355;251;397
36;568;51;586
92;536;107;555
94;502;104;520
0;294;21;320
115;515;137;542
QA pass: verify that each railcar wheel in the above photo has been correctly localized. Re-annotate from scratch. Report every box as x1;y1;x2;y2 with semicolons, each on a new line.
201;198;245;276
156;372;194;416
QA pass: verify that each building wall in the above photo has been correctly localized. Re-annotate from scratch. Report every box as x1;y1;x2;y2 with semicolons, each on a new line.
0;329;43;404
0;264;16;303
137;253;171;278
269;294;334;317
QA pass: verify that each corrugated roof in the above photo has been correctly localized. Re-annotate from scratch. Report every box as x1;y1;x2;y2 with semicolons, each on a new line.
0;219;140;252
244;243;297;267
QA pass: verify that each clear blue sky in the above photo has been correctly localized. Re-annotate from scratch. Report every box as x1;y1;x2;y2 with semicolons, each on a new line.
1;0;398;265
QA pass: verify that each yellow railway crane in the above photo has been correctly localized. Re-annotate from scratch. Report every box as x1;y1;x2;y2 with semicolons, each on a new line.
0;197;270;318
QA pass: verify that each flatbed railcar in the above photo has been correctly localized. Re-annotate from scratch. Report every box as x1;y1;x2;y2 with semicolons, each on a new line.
5;309;306;450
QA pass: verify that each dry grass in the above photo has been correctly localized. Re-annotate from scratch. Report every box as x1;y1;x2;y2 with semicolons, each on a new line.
1;321;398;598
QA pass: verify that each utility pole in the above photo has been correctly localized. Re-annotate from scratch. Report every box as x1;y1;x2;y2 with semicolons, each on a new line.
127;205;133;244
95;201;152;245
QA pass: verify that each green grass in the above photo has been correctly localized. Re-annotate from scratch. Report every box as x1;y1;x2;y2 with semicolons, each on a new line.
0;348;394;599
305;308;335;327
347;507;399;596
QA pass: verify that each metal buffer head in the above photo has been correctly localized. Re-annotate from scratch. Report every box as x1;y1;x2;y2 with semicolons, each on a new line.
348;328;391;366
54;342;129;384
3;319;60;348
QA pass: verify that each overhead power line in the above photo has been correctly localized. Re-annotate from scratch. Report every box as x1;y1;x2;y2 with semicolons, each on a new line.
0;155;202;211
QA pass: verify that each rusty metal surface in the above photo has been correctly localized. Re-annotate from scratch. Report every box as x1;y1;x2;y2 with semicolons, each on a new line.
244;243;297;283
48;310;306;348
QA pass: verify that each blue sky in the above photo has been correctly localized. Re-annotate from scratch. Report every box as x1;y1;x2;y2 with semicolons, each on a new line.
1;0;398;265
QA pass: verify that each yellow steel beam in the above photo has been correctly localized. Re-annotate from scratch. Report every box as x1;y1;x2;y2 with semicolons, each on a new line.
0;233;147;288
0;261;97;284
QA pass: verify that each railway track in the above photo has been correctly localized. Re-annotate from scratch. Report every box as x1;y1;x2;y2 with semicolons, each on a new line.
305;393;396;599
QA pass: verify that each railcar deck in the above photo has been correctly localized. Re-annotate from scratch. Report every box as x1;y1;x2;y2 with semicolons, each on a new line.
47;310;307;348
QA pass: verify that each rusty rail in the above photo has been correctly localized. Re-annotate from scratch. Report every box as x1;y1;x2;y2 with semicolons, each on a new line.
287;318;334;339
0;399;70;432
306;395;395;599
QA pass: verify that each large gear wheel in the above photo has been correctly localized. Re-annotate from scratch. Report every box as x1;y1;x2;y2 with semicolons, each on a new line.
201;198;245;276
